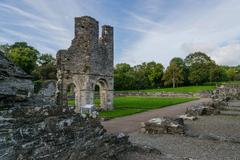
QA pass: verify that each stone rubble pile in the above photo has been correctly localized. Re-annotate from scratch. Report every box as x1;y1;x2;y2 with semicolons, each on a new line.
184;84;240;118
141;117;185;134
185;102;220;116
213;85;240;116
213;84;240;101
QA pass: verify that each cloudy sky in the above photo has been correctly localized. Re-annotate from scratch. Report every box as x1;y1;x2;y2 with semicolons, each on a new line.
0;0;240;67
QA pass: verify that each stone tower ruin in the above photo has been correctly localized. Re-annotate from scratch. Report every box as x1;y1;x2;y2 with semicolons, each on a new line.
56;16;114;112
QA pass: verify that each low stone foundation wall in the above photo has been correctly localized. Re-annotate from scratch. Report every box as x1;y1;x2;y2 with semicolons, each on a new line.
114;91;211;98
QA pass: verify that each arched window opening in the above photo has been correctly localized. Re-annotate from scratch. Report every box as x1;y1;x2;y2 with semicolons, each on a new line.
67;83;76;107
94;84;100;107
94;79;108;109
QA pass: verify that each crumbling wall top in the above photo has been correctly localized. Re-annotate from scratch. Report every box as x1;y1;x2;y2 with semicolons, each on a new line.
74;16;99;38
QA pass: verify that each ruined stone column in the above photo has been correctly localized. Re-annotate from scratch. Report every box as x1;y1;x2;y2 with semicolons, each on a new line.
56;16;114;112
102;25;114;74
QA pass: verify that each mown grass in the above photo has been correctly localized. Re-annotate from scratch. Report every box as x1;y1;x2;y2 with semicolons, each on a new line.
100;97;196;118
118;85;216;93
68;96;196;119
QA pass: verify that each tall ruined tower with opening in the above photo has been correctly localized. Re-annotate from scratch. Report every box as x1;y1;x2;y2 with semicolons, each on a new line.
56;16;114;112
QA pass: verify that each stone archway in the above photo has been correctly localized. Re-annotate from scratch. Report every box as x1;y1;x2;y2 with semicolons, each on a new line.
94;78;111;109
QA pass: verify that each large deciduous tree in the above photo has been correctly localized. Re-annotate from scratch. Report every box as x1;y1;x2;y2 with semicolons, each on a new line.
1;42;40;74
162;57;186;88
184;52;215;85
143;61;164;88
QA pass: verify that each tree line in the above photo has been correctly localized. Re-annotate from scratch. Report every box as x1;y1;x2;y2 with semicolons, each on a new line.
115;53;240;90
1;42;240;90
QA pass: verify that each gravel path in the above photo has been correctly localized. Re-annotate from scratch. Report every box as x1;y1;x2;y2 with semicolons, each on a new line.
126;100;240;160
185;115;240;143
102;98;211;134
129;132;240;160
103;99;240;159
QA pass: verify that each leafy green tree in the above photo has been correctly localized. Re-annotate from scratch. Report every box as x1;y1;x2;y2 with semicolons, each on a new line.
233;65;240;81
234;73;240;81
114;63;135;90
131;62;164;89
132;64;149;90
32;54;57;80
226;68;237;81
145;62;164;88
114;63;132;74
163;57;186;88
236;65;240;73
209;65;227;82
4;42;40;74
184;52;215;85
114;62;164;90
38;53;55;65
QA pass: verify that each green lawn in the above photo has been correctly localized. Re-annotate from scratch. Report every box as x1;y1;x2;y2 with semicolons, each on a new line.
118;85;216;93
69;96;196;119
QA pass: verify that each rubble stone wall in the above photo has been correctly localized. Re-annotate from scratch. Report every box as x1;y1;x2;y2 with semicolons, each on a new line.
0;104;131;160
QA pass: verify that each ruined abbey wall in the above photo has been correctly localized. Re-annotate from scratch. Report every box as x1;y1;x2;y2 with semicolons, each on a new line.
0;47;134;160
56;16;114;112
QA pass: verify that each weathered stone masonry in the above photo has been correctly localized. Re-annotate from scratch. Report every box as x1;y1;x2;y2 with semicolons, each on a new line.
0;51;34;105
0;46;142;160
56;16;114;112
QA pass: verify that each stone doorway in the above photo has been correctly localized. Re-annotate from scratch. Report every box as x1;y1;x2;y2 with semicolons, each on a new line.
94;78;109;109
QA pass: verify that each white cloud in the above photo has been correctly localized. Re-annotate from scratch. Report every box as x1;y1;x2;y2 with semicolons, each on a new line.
181;43;218;55
119;0;240;67
181;41;240;66
0;1;77;54
1;0;240;67
0;36;9;44
0;3;43;21
0;0;110;54
212;42;240;66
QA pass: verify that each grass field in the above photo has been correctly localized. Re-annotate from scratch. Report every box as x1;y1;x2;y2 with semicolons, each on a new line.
68;96;196;118
118;85;216;93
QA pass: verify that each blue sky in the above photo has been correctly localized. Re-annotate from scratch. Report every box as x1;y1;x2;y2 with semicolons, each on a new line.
1;0;240;67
